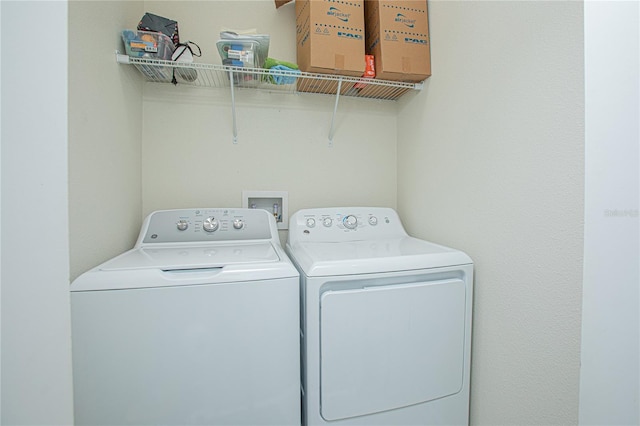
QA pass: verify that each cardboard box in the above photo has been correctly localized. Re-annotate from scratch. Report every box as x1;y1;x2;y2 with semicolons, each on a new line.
364;0;431;82
275;0;293;8
295;0;366;78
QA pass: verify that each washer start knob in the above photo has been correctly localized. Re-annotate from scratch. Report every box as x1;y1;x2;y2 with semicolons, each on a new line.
203;217;219;232
343;215;358;230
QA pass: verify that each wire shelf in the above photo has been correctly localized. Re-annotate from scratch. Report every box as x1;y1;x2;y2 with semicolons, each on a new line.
116;53;424;144
116;54;422;101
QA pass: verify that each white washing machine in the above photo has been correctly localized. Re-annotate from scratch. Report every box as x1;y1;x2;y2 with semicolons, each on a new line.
286;207;474;426
70;208;300;426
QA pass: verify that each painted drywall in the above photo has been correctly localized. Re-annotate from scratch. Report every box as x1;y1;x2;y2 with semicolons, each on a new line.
68;1;145;280
143;0;298;66
140;1;398;232
0;2;3;419
396;1;584;424
142;87;398;222
38;0;632;424
580;2;640;424
0;2;74;423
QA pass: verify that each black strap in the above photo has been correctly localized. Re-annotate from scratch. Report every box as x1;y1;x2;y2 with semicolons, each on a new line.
172;41;202;85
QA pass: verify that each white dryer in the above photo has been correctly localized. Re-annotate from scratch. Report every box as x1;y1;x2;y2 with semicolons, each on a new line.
286;207;474;426
71;208;300;425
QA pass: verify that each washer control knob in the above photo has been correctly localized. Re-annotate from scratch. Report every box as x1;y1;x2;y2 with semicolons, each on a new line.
322;217;333;227
203;217;219;233
343;215;358;230
233;219;244;230
368;216;378;226
306;218;316;228
176;219;189;231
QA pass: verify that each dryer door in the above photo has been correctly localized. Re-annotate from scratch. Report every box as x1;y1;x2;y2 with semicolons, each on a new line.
320;279;467;421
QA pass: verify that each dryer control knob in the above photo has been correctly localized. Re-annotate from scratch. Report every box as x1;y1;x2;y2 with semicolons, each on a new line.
176;219;189;231
322;217;333;227
368;216;378;226
306;218;316;228
233;219;244;230
343;215;358;229
203;217;219;232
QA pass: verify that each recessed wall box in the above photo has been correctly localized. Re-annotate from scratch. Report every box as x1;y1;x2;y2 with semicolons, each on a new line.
242;191;289;230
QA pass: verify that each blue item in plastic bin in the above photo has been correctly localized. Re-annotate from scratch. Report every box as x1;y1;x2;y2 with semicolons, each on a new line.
269;65;301;85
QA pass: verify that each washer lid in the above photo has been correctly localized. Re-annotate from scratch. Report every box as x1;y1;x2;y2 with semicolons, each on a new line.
287;237;472;276
70;241;300;291
99;242;280;271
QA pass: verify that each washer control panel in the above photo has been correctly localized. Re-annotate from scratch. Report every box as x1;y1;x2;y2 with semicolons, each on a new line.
139;208;273;244
289;207;407;244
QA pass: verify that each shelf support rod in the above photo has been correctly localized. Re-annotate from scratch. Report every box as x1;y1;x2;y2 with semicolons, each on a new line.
229;70;238;144
328;78;343;146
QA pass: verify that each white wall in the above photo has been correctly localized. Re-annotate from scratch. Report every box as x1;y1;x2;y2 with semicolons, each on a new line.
0;1;74;424
7;0;631;424
67;0;398;272
140;1;398;234
68;0;144;281
141;88;397;217
396;1;584;424
0;5;2;422
0;2;3;420
579;1;639;424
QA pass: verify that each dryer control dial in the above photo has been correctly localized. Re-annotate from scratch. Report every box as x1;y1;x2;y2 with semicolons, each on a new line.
322;217;333;227
368;216;378;226
203;217;220;232
233;219;244;230
306;218;316;228
176;219;189;231
343;215;358;230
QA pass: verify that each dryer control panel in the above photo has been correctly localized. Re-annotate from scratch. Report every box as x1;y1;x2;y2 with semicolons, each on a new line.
288;207;408;244
137;208;275;245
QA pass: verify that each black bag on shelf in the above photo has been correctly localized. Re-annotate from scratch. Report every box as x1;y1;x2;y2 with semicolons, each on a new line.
137;12;179;47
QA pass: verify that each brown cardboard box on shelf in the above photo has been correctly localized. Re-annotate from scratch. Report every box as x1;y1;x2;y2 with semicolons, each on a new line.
364;0;431;82
295;0;366;93
275;0;293;8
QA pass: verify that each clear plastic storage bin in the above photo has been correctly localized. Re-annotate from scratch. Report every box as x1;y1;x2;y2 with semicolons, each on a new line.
216;40;262;86
122;30;175;60
122;30;176;82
